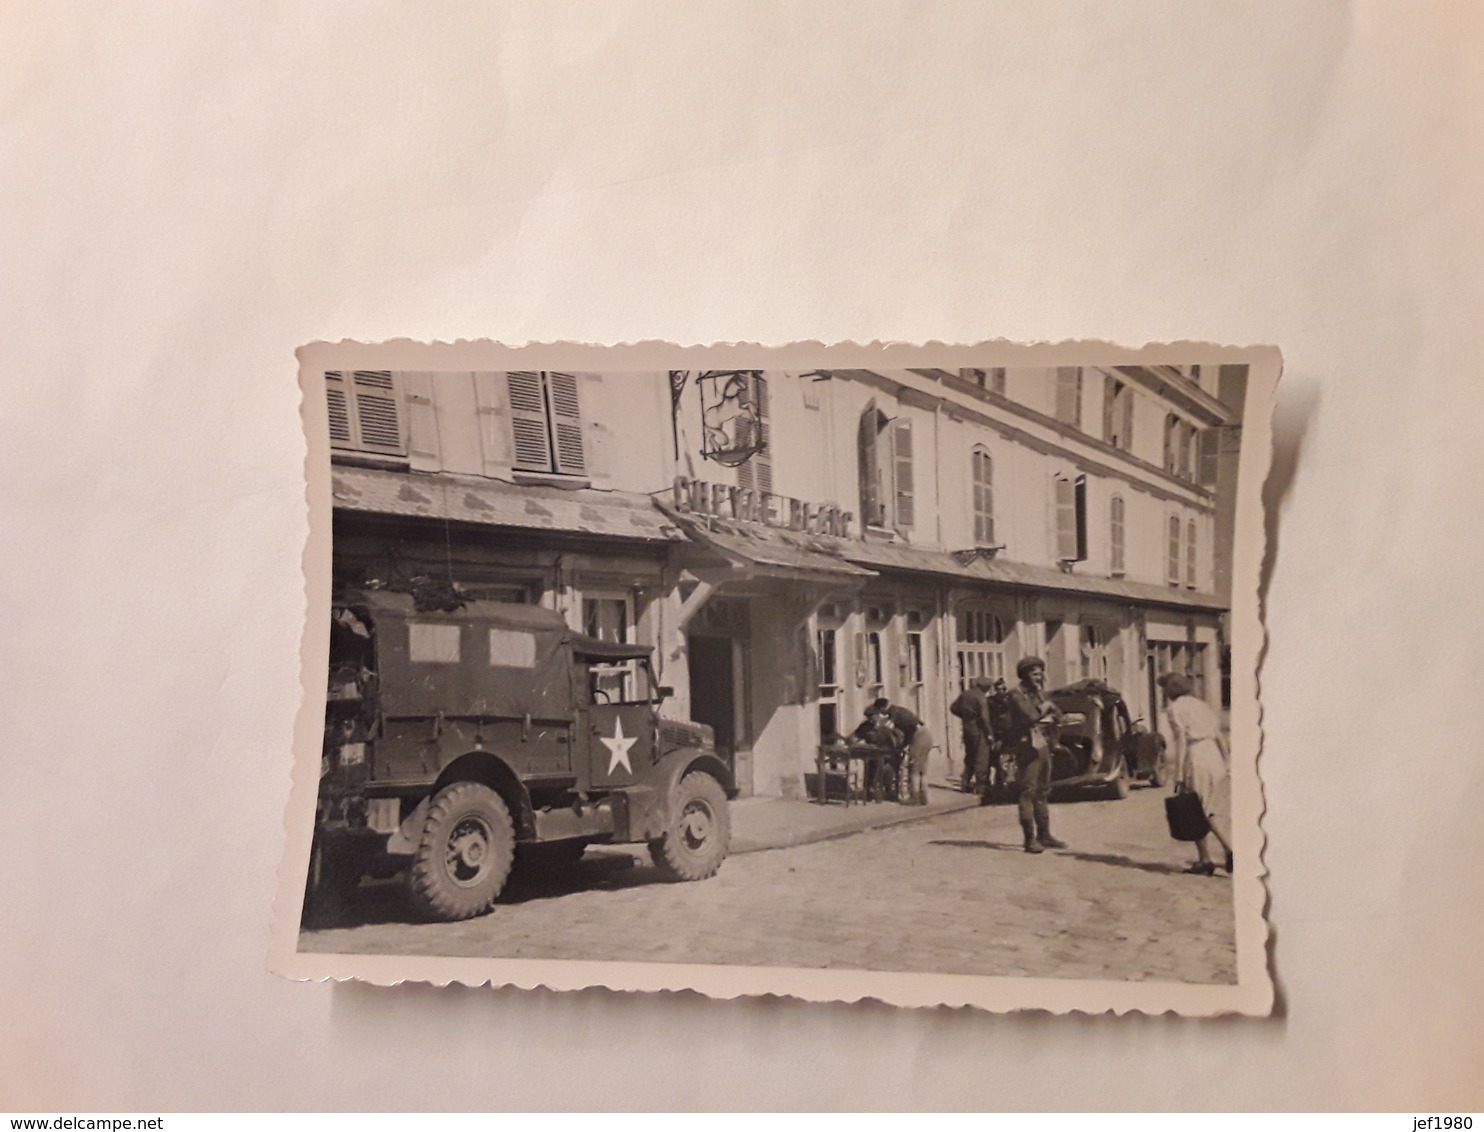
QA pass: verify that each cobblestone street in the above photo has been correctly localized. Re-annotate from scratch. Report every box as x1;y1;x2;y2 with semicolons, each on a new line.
300;786;1237;983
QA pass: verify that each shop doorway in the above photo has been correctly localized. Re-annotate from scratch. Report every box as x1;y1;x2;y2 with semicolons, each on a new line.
687;635;736;771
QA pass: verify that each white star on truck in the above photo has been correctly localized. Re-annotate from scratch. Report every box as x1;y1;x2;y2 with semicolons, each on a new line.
600;716;638;774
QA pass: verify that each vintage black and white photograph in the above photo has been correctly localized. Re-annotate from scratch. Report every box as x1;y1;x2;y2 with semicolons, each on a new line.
274;341;1276;1014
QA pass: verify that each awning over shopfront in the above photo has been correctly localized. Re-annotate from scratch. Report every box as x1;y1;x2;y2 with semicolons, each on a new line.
330;466;688;544
830;538;1228;614
660;507;876;585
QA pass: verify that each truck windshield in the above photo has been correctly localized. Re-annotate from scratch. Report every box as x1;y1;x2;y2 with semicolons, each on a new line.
589;659;657;705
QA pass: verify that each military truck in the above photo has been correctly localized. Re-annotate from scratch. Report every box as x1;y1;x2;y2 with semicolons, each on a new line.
310;588;734;922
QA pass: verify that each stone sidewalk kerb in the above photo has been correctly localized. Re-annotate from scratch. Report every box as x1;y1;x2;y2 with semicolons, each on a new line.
728;785;981;854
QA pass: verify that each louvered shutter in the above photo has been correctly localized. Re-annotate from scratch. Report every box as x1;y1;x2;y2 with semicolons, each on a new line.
325;371;354;448
325;370;406;454
1102;374;1118;442
1055;477;1078;560
400;370;440;471
1111;496;1126;575
1121;384;1135;451
1167;516;1182;584
507;371;553;471
752;375;772;495
547;372;587;474
1074;475;1088;561
893;418;914;529
858;403;883;527
1186;519;1198;588
972;448;994;545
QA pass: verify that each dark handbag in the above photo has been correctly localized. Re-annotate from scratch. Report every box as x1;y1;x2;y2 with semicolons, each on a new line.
1165;789;1211;842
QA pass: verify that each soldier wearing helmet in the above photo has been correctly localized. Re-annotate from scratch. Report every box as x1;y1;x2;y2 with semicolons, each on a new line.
999;655;1068;853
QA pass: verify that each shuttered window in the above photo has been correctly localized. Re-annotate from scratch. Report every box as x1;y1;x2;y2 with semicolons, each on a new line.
1167;515;1182;586
1055;367;1083;428
1197;426;1220;487
1103;376;1134;451
1111;494;1126;576
735;375;772;495
893;418;914;529
972;446;994;545
505;372;587;475
858;402;886;528
1186;519;1199;588
325;370;407;456
1055;476;1078;561
1177;420;1193;481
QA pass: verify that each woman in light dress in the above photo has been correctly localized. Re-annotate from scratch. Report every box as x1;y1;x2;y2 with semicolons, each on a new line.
1158;673;1233;877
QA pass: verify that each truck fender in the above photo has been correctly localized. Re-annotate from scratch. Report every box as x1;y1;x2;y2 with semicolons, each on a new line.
630;747;736;842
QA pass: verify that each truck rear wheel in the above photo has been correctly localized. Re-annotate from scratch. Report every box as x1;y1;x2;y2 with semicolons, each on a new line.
409;782;515;921
649;771;730;882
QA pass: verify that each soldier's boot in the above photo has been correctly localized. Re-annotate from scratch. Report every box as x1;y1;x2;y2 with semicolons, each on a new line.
1034;803;1068;850
1021;820;1044;853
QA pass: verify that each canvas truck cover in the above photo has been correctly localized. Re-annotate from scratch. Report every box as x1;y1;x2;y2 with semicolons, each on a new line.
354;590;577;722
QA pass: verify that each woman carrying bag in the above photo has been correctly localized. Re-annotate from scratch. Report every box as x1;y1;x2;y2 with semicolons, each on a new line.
1158;673;1233;877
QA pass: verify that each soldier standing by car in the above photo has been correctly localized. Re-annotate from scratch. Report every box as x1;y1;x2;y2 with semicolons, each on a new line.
950;676;996;794
1001;657;1068;853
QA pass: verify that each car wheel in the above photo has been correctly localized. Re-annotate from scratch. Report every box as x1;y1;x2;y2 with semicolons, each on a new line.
649;771;730;882
408;782;515;921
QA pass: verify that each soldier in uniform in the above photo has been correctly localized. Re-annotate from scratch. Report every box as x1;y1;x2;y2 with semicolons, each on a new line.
862;697;934;805
950;676;996;794
1000;656;1068;853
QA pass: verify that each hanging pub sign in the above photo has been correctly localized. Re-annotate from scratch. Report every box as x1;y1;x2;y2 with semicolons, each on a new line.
672;475;854;538
697;371;766;467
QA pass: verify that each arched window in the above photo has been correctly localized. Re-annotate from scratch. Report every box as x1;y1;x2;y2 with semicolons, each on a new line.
971;446;994;545
1110;494;1126;576
955;607;1010;687
1186;518;1198;588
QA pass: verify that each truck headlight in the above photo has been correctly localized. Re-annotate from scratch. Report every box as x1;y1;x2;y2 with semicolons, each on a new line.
339;742;366;767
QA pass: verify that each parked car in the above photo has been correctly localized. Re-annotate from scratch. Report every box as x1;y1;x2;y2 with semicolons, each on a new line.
1044;679;1166;800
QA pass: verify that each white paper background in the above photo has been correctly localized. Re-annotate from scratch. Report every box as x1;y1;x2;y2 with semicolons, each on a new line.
3;1;1481;1111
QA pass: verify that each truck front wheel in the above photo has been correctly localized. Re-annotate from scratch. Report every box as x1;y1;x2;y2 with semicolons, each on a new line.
409;782;515;921
649;771;730;882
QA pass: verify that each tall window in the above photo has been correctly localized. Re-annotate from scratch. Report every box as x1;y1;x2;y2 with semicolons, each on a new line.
1167;515;1182;586
1103;375;1134;451
956;608;1008;687
507;371;586;475
1080;624;1109;681
893;418;914;528
1186;519;1198;589
858;401;914;530
971;446;995;545
326;370;406;456
1177;421;1194;481
1197;426;1220;488
1110;494;1126;576
1055;367;1083;428
1163;414;1179;474
1055;475;1088;562
734;374;773;495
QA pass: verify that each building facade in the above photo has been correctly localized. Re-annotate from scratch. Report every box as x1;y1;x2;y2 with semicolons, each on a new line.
324;363;1240;799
